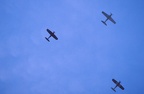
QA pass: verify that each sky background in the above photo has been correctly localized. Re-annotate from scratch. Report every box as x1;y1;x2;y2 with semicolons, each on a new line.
1;0;144;94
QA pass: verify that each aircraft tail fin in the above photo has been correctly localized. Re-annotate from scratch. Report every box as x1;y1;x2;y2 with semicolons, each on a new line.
101;21;107;26
45;37;50;42
111;87;116;92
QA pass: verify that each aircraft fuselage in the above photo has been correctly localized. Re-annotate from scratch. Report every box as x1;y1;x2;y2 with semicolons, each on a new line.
48;30;55;36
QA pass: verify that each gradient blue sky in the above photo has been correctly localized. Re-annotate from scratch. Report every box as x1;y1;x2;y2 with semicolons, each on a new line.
1;0;144;94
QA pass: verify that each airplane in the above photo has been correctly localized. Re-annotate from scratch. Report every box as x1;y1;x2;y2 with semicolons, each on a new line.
111;79;124;92
101;11;116;26
45;29;58;42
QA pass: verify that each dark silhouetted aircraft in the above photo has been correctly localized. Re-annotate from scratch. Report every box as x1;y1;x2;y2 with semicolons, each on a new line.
45;29;58;42
101;11;116;26
111;79;124;92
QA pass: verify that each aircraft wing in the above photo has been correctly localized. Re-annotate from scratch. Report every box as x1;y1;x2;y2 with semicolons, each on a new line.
118;84;124;90
109;17;116;24
102;11;109;18
52;34;58;40
47;29;53;34
112;79;118;84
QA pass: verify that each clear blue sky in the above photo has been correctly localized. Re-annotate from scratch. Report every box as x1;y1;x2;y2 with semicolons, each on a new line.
1;0;144;94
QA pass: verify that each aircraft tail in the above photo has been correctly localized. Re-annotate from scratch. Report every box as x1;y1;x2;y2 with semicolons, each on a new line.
45;37;50;42
101;21;107;26
111;87;116;92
